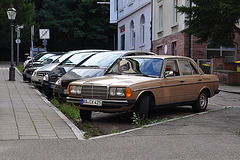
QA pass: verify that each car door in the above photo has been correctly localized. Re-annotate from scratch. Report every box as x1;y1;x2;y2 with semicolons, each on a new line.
178;59;202;101
161;59;185;105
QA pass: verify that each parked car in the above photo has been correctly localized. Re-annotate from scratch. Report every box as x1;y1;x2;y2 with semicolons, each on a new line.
31;50;108;93
66;55;220;121
23;52;65;71
53;51;156;102
23;55;63;82
42;50;109;99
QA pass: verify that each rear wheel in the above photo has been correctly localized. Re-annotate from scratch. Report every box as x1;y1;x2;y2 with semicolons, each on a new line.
80;109;92;121
192;90;208;113
137;94;150;118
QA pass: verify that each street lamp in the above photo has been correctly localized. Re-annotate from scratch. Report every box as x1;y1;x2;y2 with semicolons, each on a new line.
7;6;16;81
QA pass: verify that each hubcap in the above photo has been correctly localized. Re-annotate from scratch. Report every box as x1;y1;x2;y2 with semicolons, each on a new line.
199;93;207;109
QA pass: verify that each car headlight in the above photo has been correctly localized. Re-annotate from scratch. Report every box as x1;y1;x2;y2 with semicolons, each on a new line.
32;70;37;76
55;78;62;85
43;74;49;81
109;87;132;97
68;85;82;95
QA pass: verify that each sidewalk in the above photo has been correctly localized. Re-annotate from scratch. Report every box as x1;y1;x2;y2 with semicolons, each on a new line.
219;84;240;94
0;63;84;140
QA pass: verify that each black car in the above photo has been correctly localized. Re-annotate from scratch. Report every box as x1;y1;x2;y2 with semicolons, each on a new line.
42;50;109;99
53;50;156;102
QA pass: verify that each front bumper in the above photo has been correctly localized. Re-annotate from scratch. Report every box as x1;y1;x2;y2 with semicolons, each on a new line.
66;97;136;112
31;76;43;86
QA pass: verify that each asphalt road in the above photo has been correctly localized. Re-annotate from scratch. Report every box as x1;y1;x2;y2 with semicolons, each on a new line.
1;91;240;160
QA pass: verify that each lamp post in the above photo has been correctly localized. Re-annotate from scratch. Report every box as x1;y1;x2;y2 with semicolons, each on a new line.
7;6;16;81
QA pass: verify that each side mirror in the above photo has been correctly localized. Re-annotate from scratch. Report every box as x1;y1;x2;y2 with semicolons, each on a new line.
164;71;174;78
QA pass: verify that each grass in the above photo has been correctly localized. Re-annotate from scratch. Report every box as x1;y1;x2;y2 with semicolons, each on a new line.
50;98;103;139
16;65;23;73
50;99;80;119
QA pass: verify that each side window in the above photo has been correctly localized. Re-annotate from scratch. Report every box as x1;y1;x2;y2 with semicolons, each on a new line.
179;60;199;75
165;60;180;77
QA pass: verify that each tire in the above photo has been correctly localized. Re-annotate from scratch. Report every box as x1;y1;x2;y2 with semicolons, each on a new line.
80;109;92;121
192;90;208;113
137;94;150;118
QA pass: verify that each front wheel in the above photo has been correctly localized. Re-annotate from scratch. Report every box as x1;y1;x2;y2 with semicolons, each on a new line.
137;95;150;118
192;91;208;113
80;109;92;121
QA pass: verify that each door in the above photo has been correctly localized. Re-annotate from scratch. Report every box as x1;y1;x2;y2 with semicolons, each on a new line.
161;59;185;104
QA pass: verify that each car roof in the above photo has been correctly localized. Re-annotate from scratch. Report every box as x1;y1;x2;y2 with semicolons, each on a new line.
94;50;156;55
121;55;191;60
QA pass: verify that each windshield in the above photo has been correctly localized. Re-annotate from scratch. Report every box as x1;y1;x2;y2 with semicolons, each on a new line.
61;53;92;65
78;52;125;68
107;58;163;77
37;54;55;62
41;55;60;64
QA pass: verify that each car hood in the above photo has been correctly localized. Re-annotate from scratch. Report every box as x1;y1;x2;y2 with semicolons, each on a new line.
71;75;158;88
37;63;59;72
61;68;106;81
50;65;75;77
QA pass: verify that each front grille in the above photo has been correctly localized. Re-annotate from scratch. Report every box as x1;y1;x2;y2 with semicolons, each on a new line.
37;71;49;77
82;85;107;99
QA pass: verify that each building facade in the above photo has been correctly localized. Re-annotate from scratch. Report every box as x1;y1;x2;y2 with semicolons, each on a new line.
152;0;240;63
110;0;152;51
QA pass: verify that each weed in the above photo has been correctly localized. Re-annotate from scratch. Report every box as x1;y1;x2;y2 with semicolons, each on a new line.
131;112;147;127
150;120;158;124
160;118;169;122
81;121;103;139
112;126;119;133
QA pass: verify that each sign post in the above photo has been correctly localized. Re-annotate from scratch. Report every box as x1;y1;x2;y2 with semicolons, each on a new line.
39;29;50;51
31;25;34;66
15;25;23;66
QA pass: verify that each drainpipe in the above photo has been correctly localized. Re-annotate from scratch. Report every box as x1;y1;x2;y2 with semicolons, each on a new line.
188;0;192;58
150;0;153;52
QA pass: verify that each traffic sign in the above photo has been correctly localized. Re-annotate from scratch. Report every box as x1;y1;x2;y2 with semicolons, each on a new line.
39;29;50;39
15;38;21;44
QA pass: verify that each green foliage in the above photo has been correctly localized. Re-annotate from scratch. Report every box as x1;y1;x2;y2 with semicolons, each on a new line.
50;99;80;119
35;0;116;51
131;112;147;127
112;126;119;133
16;65;23;73
0;0;35;61
176;0;240;47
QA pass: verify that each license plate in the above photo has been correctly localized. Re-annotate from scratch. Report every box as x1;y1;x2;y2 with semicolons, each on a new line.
81;99;102;106
63;89;67;94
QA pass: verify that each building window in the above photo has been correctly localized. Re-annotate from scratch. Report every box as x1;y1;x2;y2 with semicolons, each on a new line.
173;0;178;25
130;21;135;49
158;5;163;32
172;41;177;55
207;44;237;62
128;0;134;5
119;0;124;11
157;46;163;55
140;15;145;45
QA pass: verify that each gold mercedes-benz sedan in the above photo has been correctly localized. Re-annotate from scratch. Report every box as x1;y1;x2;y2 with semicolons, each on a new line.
66;55;219;121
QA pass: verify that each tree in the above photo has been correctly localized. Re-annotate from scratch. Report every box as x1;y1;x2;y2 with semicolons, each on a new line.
0;0;35;61
35;0;116;51
176;0;240;47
